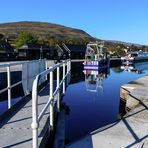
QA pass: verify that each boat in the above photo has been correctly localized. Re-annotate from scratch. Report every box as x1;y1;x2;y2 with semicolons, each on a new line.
83;42;110;70
121;51;148;65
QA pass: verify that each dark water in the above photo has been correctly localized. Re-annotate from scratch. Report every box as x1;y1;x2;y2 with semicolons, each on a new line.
63;62;148;143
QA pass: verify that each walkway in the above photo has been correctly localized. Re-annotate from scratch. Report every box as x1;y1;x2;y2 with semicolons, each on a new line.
0;84;51;147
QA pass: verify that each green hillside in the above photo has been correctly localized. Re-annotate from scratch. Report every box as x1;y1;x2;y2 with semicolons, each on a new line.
0;21;94;45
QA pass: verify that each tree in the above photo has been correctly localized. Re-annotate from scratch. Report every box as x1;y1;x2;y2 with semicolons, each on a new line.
0;33;4;40
130;44;138;51
16;32;37;48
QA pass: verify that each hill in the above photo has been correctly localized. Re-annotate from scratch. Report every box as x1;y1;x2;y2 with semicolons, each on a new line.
0;21;147;55
106;40;143;48
0;21;94;43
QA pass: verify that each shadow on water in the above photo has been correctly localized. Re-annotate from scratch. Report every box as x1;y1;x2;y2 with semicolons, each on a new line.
70;62;85;84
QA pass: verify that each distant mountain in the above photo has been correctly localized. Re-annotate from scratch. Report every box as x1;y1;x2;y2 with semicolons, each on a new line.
0;21;94;42
106;40;143;47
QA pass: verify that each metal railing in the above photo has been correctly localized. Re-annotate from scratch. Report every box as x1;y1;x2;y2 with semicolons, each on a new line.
31;59;71;148
0;60;45;109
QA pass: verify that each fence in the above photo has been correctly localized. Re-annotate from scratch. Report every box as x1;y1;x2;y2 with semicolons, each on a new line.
31;59;71;148
0;59;46;109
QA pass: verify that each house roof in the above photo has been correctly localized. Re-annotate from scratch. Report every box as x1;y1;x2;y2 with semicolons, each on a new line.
0;40;14;53
65;44;86;52
57;45;69;54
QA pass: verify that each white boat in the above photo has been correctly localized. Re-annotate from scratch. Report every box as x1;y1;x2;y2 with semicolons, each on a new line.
83;42;110;70
121;51;148;65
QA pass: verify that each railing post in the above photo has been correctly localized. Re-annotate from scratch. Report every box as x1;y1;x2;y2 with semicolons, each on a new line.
49;71;54;130
63;63;65;94
57;67;60;112
7;65;11;109
31;77;39;148
46;60;48;80
66;61;69;86
68;60;71;83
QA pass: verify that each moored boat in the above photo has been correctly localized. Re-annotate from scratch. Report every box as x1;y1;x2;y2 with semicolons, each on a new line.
83;42;110;70
121;51;148;65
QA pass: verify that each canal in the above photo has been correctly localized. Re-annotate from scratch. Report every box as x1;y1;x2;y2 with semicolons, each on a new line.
63;61;148;143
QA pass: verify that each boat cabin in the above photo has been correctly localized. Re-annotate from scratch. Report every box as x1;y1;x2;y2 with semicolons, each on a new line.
84;42;110;70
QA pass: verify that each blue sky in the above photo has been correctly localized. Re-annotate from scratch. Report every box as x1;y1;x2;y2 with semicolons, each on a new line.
0;0;148;45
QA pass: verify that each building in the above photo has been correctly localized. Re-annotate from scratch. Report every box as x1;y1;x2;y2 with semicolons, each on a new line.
57;44;70;60
0;40;15;61
64;44;86;59
18;43;58;60
18;43;86;61
57;44;86;59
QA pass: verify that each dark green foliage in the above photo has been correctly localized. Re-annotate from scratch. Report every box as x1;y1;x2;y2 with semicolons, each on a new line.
0;33;4;40
16;32;37;48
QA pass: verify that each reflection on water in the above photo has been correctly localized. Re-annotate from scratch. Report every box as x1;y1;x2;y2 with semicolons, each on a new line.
121;65;143;73
64;62;148;143
120;61;148;74
83;68;109;94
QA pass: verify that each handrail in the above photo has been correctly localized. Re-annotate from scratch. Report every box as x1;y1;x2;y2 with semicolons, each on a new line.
31;59;71;148
0;60;44;68
0;59;45;109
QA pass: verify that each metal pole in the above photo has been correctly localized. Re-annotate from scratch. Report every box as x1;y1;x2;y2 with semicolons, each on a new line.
46;60;48;80
40;46;43;59
57;67;60;112
49;71;54;130
63;63;65;94
68;60;71;83
67;61;69;86
31;77;39;148
7;65;11;109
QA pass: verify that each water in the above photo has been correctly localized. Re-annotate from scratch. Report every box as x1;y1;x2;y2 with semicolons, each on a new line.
63;62;148;143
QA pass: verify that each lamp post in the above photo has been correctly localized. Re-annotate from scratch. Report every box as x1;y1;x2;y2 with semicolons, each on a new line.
40;46;43;59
